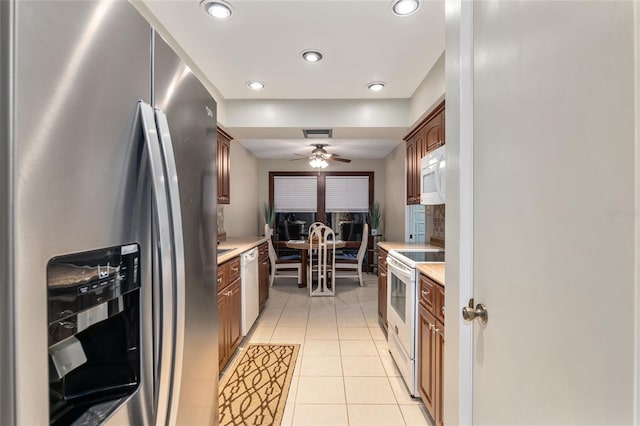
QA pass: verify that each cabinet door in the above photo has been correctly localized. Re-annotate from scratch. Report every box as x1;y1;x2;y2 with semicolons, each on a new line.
406;136;421;205
377;249;388;331
217;130;231;204
425;110;443;152
378;265;387;332
258;256;270;311
435;321;444;426
228;279;242;355
418;304;437;418
217;290;228;372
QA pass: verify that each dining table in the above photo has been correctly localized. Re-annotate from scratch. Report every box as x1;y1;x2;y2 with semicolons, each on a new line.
285;239;346;288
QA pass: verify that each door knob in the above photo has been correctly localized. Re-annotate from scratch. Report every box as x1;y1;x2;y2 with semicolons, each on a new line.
462;298;488;325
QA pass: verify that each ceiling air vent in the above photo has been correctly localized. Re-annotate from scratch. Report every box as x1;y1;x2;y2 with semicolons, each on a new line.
302;129;333;139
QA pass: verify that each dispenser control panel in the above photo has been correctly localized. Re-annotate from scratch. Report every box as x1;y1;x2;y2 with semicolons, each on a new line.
47;244;140;346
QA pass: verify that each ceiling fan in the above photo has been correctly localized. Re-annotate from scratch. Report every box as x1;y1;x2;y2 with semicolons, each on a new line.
291;144;352;168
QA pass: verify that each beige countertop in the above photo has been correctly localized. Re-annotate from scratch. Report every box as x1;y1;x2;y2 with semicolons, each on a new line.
418;263;445;286
377;241;445;286
377;241;443;252
218;236;267;264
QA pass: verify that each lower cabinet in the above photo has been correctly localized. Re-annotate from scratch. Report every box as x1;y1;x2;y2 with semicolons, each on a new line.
378;248;388;333
258;242;269;312
218;258;242;372
418;273;444;426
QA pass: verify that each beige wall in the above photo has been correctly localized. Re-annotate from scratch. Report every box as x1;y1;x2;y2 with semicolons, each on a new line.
383;144;406;242
409;51;445;127
223;140;261;237
257;158;386;229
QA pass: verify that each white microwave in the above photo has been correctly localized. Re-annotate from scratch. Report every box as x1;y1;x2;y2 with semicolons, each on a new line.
420;145;446;205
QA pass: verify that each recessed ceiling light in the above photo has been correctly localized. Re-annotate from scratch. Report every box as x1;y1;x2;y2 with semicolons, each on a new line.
302;50;324;63
391;0;420;16
367;82;386;92
201;0;233;19
247;81;265;90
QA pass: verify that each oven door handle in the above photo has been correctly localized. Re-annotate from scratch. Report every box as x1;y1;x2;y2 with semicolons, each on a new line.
386;256;414;280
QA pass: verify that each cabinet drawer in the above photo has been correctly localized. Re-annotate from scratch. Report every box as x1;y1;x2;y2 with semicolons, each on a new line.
226;256;241;283
217;262;227;290
419;273;436;312
258;242;269;261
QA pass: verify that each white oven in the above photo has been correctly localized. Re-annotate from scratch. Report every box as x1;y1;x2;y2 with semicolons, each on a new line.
386;249;445;397
386;254;418;395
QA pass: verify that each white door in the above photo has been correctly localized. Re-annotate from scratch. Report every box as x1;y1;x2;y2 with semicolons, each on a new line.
406;205;426;243
462;1;637;424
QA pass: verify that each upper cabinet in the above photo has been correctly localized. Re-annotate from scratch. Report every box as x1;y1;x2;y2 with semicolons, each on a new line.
217;128;231;204
404;101;445;205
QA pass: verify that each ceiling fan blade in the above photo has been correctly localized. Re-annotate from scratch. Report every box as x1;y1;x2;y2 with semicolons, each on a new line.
289;157;310;161
329;157;351;163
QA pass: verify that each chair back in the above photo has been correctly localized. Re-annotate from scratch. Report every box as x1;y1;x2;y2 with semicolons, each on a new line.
286;222;303;240
307;221;324;236
356;223;369;261
309;224;336;296
265;224;277;269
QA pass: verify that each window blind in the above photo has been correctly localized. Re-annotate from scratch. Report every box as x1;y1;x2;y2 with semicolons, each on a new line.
273;176;318;212
325;176;369;212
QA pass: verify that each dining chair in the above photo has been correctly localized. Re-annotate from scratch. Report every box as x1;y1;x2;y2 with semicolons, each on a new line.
334;223;369;286
308;224;336;296
307;221;325;236
265;224;302;287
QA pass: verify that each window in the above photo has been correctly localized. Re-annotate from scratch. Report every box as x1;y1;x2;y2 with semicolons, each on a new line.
273;176;318;212
269;171;374;244
325;176;369;242
325;176;369;213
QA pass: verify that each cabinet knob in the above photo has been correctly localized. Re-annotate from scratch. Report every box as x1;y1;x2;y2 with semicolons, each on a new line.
421;289;430;297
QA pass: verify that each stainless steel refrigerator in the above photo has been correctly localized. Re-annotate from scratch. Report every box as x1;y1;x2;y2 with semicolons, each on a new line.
0;1;219;424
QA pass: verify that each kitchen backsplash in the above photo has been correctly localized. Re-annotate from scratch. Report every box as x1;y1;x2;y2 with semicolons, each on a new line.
433;205;445;237
427;205;446;238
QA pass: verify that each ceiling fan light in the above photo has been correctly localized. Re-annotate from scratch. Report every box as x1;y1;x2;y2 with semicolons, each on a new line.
391;0;420;16
201;0;233;19
309;157;328;169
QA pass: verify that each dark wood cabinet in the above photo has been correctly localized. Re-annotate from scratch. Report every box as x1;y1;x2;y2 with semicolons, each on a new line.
406;137;418;205
418;272;444;426
217;128;231;205
377;248;388;333
424;109;444;153
404;101;445;205
418;304;437;416
258;242;270;312
218;256;242;371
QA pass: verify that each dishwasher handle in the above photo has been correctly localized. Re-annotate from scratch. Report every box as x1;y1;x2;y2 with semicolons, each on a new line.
242;247;259;263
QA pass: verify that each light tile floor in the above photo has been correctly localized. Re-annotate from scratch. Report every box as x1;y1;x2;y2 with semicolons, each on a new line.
231;273;434;426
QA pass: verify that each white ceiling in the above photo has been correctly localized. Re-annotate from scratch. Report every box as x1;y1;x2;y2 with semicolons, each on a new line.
140;0;445;160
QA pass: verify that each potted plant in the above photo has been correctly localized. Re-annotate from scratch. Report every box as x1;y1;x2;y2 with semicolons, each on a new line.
368;202;383;236
262;203;275;235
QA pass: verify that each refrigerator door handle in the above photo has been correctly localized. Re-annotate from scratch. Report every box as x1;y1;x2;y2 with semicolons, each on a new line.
138;101;176;426
154;108;186;426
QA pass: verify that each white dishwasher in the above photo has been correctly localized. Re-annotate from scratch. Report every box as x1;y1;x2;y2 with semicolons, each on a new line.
241;247;260;336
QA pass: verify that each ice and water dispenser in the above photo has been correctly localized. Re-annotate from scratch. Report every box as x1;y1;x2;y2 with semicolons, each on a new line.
47;244;141;425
